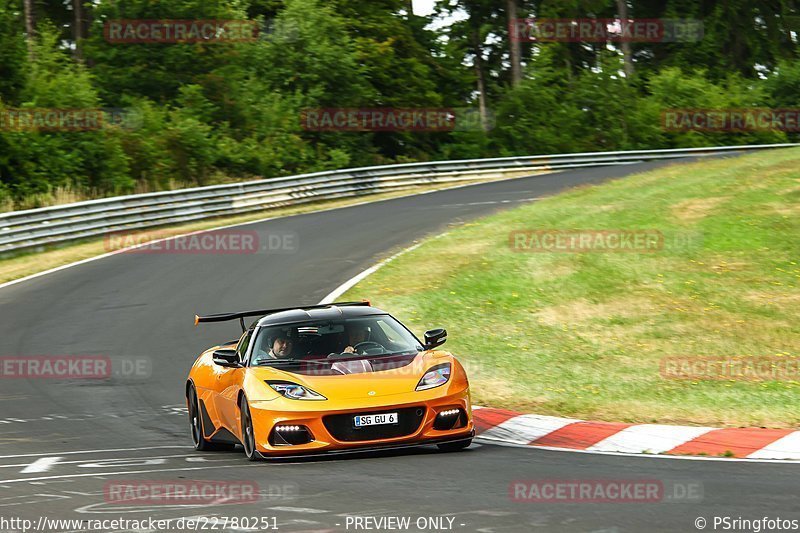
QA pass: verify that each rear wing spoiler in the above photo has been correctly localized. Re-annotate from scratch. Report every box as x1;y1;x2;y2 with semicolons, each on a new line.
194;301;371;332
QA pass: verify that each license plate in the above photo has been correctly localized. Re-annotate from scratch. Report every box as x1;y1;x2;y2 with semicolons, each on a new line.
354;412;398;427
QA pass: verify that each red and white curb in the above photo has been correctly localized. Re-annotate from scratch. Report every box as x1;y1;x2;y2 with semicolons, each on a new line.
472;406;800;460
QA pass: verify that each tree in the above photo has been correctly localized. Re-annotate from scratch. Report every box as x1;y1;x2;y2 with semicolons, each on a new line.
0;0;27;102
616;0;633;77
23;0;34;58
507;0;522;85
438;0;504;132
634;0;800;79
0;25;131;205
72;0;85;60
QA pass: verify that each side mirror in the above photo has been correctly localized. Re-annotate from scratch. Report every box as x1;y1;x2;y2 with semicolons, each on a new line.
212;349;241;368
424;328;447;350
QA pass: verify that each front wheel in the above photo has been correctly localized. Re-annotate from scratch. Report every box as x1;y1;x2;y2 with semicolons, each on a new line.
240;398;260;461
437;439;472;452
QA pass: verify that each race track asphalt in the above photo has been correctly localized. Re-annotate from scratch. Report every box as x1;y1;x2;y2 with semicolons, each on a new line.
0;157;796;532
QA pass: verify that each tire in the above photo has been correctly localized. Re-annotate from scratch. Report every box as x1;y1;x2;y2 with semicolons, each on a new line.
239;398;260;461
188;385;235;452
436;439;472;452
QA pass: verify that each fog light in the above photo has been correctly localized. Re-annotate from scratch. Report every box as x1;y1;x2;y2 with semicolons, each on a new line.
434;408;466;430
269;425;314;446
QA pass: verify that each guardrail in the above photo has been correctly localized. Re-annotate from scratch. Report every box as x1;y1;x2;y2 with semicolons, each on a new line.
1;143;796;254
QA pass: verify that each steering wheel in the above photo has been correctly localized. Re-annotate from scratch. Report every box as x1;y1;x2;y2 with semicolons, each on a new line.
327;342;386;360
353;341;385;354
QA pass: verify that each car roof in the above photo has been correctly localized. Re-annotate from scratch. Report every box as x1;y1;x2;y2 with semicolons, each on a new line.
255;304;387;328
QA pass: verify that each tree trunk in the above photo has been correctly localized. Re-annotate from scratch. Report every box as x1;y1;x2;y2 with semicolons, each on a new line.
507;0;522;85
616;0;634;77
73;0;84;60
23;0;35;59
473;30;489;132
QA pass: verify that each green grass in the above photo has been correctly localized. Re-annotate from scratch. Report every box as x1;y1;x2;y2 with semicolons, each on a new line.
344;148;800;428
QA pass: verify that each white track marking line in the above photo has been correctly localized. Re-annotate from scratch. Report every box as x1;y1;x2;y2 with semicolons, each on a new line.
0;445;189;459
20;457;62;473
320;244;423;303
440;197;540;208
0;453;205;470
320;235;448;304
0;175;540;293
0;493;72;508
747;432;800;460
269;506;330;514
0;463;258;484
479;414;580;444
587;424;715;454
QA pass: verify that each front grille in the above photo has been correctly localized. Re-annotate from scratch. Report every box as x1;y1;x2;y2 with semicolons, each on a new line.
323;407;425;442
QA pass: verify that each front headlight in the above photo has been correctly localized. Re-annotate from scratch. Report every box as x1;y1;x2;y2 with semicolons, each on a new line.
267;381;327;400
416;363;451;391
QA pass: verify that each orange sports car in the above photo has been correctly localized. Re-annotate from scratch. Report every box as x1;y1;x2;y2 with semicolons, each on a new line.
186;301;474;460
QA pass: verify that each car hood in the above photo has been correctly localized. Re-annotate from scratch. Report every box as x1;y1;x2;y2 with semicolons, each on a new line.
249;352;452;400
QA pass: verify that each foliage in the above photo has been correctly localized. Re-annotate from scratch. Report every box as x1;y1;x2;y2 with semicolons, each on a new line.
1;0;799;208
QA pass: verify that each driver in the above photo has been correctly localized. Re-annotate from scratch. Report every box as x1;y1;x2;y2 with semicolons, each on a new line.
253;329;294;363
343;323;371;354
269;334;294;358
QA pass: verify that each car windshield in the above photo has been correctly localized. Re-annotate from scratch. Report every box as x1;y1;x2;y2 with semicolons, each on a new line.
250;315;423;366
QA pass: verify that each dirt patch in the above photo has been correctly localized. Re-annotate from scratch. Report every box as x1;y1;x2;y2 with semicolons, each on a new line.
744;290;800;308
768;202;800;216
525;257;577;282
671;197;728;223
536;296;658;326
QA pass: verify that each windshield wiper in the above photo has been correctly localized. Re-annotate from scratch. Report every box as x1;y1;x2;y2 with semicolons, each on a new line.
325;350;417;362
255;359;331;367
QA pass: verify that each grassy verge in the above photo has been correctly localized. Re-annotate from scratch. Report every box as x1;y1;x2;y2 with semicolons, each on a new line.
0;180;499;285
344;148;800;428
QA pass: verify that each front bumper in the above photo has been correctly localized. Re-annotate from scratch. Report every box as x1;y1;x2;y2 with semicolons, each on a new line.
256;432;475;460
247;388;473;456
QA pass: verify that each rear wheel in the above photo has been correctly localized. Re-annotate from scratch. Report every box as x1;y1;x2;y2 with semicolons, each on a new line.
188;385;235;452
437;439;472;452
240;398;260;461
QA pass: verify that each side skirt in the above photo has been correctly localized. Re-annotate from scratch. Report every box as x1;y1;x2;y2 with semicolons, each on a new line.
199;398;242;445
